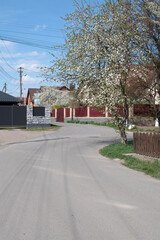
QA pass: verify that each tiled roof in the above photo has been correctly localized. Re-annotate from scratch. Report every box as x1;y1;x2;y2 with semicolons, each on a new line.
0;91;22;103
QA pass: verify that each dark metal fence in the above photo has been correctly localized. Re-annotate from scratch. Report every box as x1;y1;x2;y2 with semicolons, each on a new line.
0;106;26;127
133;132;160;158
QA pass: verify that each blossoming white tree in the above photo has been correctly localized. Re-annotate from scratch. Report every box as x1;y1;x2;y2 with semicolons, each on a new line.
39;86;71;107
43;0;159;144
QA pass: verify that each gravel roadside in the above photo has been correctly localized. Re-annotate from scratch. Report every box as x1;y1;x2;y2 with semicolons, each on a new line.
0;129;54;147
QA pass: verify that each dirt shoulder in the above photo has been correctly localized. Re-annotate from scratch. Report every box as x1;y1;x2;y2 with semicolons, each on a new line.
0;129;55;146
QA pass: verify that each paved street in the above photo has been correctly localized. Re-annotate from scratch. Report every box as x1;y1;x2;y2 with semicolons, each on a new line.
0;123;159;240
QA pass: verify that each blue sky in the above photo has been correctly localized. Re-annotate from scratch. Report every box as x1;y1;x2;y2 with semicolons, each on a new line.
0;0;90;97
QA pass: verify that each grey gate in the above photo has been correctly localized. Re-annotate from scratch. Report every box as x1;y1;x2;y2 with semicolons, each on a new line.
0;106;26;127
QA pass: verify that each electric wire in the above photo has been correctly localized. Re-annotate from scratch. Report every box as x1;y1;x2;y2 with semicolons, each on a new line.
7;86;19;94
0;31;64;50
0;29;63;39
0;49;18;72
0;66;18;80
1;40;19;66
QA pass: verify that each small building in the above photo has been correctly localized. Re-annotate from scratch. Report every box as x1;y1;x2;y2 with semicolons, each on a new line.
27;88;40;106
0;91;23;105
26;86;70;106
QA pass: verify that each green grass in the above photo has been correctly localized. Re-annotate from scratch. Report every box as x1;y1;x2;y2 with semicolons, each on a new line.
0;126;26;130
100;141;160;180
67;120;118;129
25;124;60;131
67;120;160;133
0;124;59;131
133;126;160;133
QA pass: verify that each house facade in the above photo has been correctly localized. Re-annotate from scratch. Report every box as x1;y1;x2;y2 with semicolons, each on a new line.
27;86;70;107
27;88;40;106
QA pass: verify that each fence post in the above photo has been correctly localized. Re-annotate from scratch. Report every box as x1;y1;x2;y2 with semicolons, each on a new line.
87;107;90;118
74;108;75;118
55;109;57;120
105;107;109;118
64;108;66;120
69;108;72;118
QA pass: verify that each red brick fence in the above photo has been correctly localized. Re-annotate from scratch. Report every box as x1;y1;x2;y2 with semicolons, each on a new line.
133;132;160;158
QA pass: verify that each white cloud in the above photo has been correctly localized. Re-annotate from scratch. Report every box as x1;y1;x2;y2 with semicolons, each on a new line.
15;62;44;73
22;75;42;85
10;80;19;85
11;75;42;85
34;24;47;31
0;40;16;47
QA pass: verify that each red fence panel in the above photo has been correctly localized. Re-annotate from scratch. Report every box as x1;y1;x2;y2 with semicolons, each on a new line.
108;106;127;117
90;106;105;117
51;109;55;117
75;107;87;117
57;108;64;122
66;108;70;117
133;132;160;158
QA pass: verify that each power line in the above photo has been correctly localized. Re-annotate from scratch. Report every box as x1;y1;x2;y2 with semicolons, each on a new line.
1;40;19;65
0;66;18;80
0;33;62;45
0;49;18;72
7;86;19;94
0;29;63;39
0;35;61;50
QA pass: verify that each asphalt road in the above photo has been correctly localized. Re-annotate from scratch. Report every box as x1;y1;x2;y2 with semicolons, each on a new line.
0;123;159;240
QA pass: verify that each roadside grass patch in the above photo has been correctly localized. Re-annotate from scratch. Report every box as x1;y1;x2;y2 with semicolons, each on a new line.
100;141;160;180
67;120;160;133
67;120;118;130
26;124;60;131
126;126;160;133
0;126;26;130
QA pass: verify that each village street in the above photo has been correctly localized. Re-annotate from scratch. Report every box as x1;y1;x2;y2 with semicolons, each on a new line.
0;123;159;240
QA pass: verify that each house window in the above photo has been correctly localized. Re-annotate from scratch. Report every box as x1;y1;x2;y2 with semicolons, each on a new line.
34;93;40;106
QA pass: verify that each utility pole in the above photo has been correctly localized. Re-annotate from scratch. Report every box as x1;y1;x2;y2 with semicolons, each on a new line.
18;67;23;99
2;83;7;93
24;88;26;105
4;83;7;93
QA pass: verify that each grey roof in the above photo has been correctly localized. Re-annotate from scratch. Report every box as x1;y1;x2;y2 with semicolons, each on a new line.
0;91;22;103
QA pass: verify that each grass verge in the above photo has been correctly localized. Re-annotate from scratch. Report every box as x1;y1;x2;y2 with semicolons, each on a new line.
67;120;160;133
67;120;118;130
25;124;60;131
100;141;160;180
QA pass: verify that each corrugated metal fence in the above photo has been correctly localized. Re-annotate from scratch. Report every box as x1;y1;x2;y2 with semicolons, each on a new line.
133;132;160;158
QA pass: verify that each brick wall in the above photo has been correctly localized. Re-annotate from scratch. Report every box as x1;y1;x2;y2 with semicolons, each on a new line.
27;106;51;128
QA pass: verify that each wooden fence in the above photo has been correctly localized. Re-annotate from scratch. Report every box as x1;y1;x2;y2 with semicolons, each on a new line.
133;132;160;158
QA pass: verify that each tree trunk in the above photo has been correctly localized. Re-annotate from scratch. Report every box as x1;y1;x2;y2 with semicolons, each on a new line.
119;125;127;144
123;96;128;126
117;119;127;144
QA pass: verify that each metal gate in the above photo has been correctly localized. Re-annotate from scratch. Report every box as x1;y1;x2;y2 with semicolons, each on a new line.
0;106;26;127
56;108;64;122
